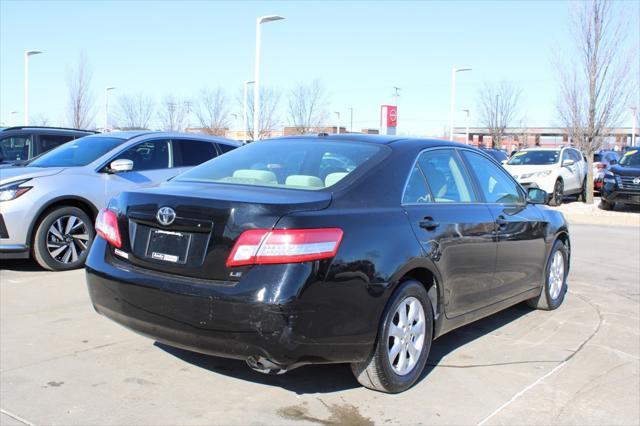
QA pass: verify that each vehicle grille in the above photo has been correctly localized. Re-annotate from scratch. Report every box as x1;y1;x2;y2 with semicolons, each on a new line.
617;175;640;190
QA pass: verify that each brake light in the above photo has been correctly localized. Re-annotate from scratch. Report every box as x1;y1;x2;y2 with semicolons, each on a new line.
95;208;122;248
596;163;607;170
226;228;343;267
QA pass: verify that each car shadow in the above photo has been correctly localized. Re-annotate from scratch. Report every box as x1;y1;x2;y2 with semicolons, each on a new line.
0;259;46;272
155;303;532;395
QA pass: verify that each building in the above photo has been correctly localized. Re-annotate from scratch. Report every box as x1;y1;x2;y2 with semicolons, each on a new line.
452;127;637;151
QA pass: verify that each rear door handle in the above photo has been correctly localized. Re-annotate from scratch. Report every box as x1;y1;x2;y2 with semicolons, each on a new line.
495;216;507;228
419;217;440;230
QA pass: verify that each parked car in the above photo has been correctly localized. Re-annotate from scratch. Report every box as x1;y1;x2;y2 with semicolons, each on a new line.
0;131;239;270
593;150;620;192
600;148;640;210
85;135;570;393
0;126;97;165
480;147;509;163
504;146;587;205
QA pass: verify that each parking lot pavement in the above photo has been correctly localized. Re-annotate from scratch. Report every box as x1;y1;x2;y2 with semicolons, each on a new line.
1;225;638;425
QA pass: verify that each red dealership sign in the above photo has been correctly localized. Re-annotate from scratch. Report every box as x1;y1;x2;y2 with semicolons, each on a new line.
386;105;397;128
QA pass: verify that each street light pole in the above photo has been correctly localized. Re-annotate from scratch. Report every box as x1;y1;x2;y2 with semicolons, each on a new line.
24;50;43;126
631;106;637;147
253;15;284;141
462;109;470;145
243;80;255;143
104;87;116;131
349;107;353;133
334;112;340;134
448;67;472;141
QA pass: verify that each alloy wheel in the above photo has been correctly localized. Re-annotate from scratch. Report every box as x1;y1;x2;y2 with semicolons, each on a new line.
548;250;565;300
387;296;426;376
46;215;90;264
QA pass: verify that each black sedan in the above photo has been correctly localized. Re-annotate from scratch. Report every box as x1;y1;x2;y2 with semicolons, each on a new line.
600;148;640;210
86;135;570;393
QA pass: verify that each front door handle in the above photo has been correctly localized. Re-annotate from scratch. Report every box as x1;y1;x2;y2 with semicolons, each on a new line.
419;217;440;230
495;216;507;228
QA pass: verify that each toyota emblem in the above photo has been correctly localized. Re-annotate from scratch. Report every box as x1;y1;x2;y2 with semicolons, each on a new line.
156;207;176;226
633;177;640;185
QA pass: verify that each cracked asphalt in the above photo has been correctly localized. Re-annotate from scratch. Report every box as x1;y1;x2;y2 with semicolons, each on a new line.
1;224;638;425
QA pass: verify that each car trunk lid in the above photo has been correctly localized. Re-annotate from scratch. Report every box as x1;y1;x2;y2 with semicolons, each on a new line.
116;181;332;281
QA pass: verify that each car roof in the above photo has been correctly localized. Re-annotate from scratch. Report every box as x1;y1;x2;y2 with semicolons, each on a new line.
99;131;241;145
522;147;563;151
268;133;465;149
0;126;97;134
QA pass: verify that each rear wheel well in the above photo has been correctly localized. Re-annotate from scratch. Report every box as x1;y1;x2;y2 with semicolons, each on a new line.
30;199;98;250
401;267;439;320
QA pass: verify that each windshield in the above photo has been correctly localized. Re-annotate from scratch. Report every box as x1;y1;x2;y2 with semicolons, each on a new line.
176;139;384;190
29;136;125;167
507;150;560;166
619;149;640;167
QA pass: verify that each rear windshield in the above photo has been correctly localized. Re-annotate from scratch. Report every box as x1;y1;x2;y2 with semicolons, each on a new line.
176;139;384;190
507;150;560;165
29;136;125;167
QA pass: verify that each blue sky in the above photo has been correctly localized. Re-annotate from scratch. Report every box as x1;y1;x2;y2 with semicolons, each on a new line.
1;0;638;135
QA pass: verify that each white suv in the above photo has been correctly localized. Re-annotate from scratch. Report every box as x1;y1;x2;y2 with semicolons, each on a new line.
504;147;587;205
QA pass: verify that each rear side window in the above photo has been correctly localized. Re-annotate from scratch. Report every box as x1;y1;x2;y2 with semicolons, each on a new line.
403;166;432;204
176;140;384;190
173;139;217;167
114;140;170;171
417;149;475;203
218;143;236;153
0;136;32;161
38;134;75;154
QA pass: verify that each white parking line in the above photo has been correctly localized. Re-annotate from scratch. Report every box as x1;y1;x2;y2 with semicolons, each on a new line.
0;408;35;426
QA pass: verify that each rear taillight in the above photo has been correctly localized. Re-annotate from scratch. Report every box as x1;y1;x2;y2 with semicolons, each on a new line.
596;163;607;170
226;228;343;267
95;208;122;248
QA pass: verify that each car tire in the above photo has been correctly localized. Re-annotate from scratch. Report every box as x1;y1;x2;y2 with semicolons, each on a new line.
599;199;615;211
526;239;568;311
549;179;563;206
579;178;587;202
33;206;95;271
351;279;433;393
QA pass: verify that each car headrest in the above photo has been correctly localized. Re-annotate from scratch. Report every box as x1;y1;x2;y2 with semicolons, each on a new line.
285;175;324;188
232;169;278;184
325;172;348;187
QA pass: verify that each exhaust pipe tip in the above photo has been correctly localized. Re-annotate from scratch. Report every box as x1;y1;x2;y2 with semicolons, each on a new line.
246;356;288;375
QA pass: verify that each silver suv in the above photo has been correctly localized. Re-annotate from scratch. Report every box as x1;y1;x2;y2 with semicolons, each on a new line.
0;131;239;270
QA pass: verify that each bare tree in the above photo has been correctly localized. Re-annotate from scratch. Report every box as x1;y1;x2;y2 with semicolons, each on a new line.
196;87;230;136
33;114;50;126
477;81;521;148
66;53;96;129
514;118;531;149
287;80;329;134
115;94;155;130
557;0;634;203
157;94;187;131
238;86;281;141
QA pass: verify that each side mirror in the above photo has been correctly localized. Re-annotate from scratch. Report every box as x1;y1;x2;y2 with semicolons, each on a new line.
609;159;617;165
527;188;548;204
109;159;134;173
501;159;508;165
562;159;575;167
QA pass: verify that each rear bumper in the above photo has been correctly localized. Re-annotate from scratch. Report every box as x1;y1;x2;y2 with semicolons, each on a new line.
85;238;375;369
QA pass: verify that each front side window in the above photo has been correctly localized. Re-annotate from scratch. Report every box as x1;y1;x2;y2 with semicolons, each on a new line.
507;150;560;165
0;136;32;161
114;140;170;171
173;139;217;167
462;150;524;204
403;165;432;204
176;140;384;190
29;136;125;167
417;149;475;203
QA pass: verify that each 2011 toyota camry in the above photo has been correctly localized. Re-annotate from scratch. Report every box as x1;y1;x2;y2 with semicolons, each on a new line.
86;135;570;393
